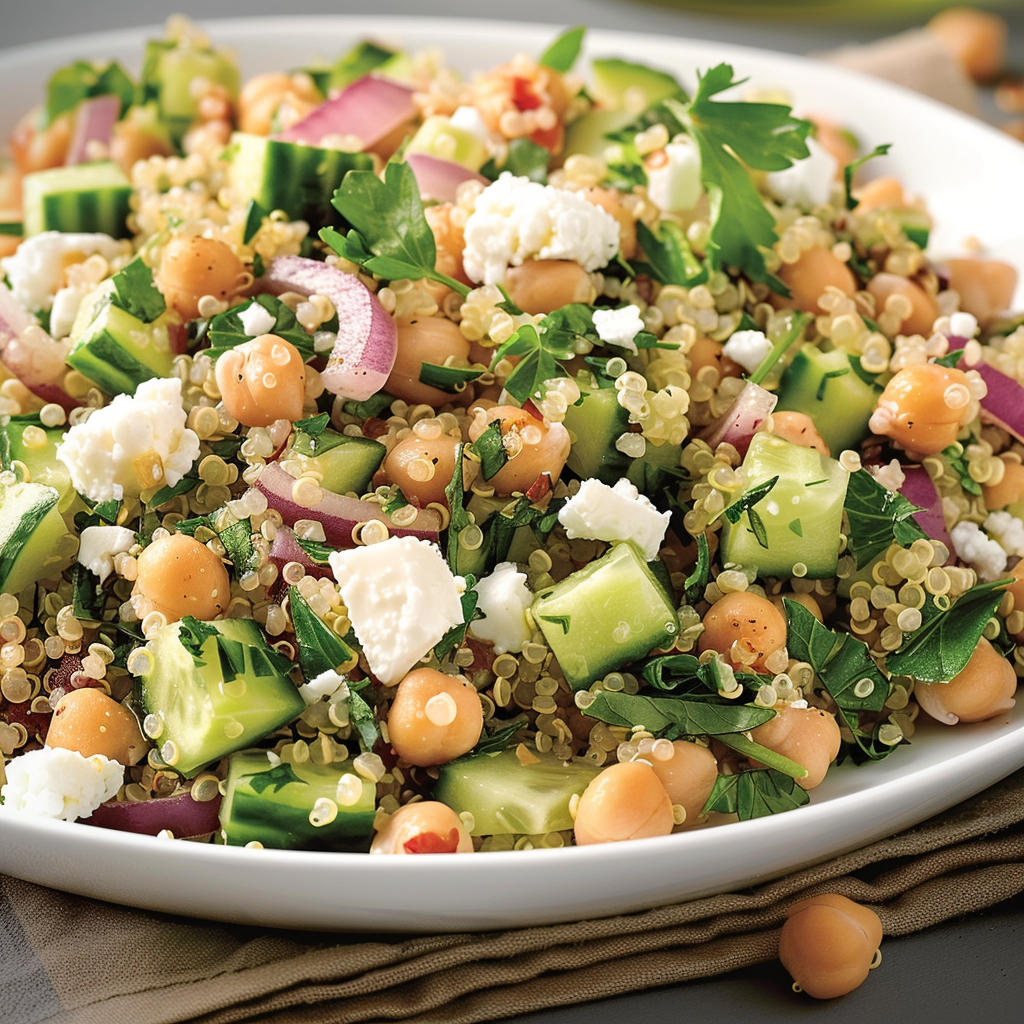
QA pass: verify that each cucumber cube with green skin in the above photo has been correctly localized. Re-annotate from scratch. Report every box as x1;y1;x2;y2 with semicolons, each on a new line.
589;58;684;110
21;161;131;237
66;300;176;397
562;377;630;483
290;426;385;496
532;541;680;690
227;132;374;230
405;116;488;171
720;432;849;580
220;749;376;851
564;109;635;161
434;748;600;836
0;480;71;594
137;618;305;778
775;344;881;456
0;417;76;513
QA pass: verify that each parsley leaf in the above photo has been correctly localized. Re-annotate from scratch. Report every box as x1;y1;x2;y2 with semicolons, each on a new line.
289;587;358;682
632;220;707;287
434;574;480;662
843;469;927;569
582;689;776;736
683;531;711;602
641;652;771;695
206;295;316;360
71;564;105;624
472;420;508;481
45;59;134;126
539;25;585;73
842;143;893;210
244;762;307;795
111;257;166;323
481;138;552;184
941;441;983;497
701;769;809;820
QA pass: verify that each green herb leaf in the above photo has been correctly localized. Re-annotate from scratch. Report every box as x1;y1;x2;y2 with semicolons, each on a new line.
45;59;134;126
206;295;315;360
0;221;22;237
932;350;965;370
471;420;508;481
342;391;394;421
683;531;711;602
242;199;268;245
480;137;552;184
348;691;380;753
842;143;893;210
641;652;771;695
473;713;530;754
582;689;777;736
843;469;927;569
633;220;707;287
539;25;585;73
292;412;331;438
713;731;809;778
71;564;105;624
444;443;474;577
110;258;166;323
418;362;484;394
701;769;810;820
746;311;811;386
485;493;565;566
146;473;200;508
941;442;983;497
289;587;357;681
245;762;308;795
434;575;480;662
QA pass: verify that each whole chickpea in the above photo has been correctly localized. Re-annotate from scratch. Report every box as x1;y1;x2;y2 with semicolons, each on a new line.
238;71;322;136
156;235;248;321
868;361;973;456
573;760;674;845
646;740;718;828
698;592;787;673
505;259;595;315
386;317;472;408
387;667;483;767
915;637;1017;725
583;188;636;260
1002;561;1024;639
777;248;856;316
109;112;175;175
370;801;473;854
749;702;841;790
866;273;939;338
381;431;460;507
945;258;1018;327
214;333;306;427
982;454;1024;510
131;533;231;623
9;106;72;174
46;688;148;766
769;411;830;456
771;591;824;623
466;404;571;496
779;893;883;999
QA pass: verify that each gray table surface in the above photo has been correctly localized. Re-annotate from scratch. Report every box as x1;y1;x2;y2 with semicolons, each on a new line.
3;1;1024;1021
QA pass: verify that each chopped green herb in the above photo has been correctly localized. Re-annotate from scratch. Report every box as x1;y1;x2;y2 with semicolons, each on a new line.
242;199;267;244
244;762;307;795
45;59;134;126
110;257;166;323
816;368;850;402
701;769;810;820
842;143;892;210
539;25;586;73
843;469;926;569
941;442;983;497
289;587;357;681
206;295;315;360
632;220;707;287
471;420;508;481
480;138;552;184
418;362;485;394
582;689;777;737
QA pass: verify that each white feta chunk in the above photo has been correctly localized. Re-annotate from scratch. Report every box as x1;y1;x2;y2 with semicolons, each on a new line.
238;301;277;338
329;536;464;685
984;511;1024;558
764;136;838;210
950;520;1008;582
298;669;350;705
56;377;200;503
469;562;533;655
462;173;620;285
0;232;128;314
592;304;645;355
722;329;772;375
558;477;671;560
0;746;124;822
448;105;490;143
76;524;136;582
645;139;703;213
949;312;979;341
49;283;95;340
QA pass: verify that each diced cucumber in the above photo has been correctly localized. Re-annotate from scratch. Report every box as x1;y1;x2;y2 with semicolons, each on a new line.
0;415;76;512
590;58;684;111
720;432;849;580
290;426;385;496
775;344;882;456
532;540;679;690
227;132;374;229
434;747;599;836
0;479;71;593
137;618;304;778
405;116;487;171
219;749;375;851
562;376;630;483
305;40;401;94
625;439;683;496
564;109;634;161
21;161;131;237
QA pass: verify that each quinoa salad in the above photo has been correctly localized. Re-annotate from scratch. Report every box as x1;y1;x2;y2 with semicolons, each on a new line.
0;16;1021;856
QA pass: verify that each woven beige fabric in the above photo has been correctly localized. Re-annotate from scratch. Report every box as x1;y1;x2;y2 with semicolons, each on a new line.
5;768;1023;1024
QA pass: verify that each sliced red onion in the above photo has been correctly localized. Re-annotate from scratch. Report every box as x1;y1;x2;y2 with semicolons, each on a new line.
257;255;397;401
899;463;953;559
255;461;442;547
275;76;416;153
700;381;778;457
269;523;334;580
947;335;1024;442
405;153;488;205
82;790;223;839
65;94;120;166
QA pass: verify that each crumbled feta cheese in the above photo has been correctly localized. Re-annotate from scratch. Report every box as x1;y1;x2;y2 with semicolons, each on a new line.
448;105;490;143
49;283;94;340
462;173;620;285
77;524;136;582
238;301;277;338
0;232;128;314
950;520;1008;581
984;511;1024;557
328;536;464;685
722;329;772;375
0;746;123;822
645;139;703;213
869;458;906;492
592;304;645;355
56;377;200;502
469;562;533;655
764;136;838;210
558;477;671;560
949;312;979;341
299;669;350;705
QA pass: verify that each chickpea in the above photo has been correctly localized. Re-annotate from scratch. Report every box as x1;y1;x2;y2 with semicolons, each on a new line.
386;317;472;408
1003;561;1024;638
238;71;322;135
928;6;1007;83
868;361;973;456
698;592;787;673
156;235;248;322
853;175;907;214
647;740;718;828
466;404;571;496
915;637;1017;725
214;333;306;427
573;761;674;845
131;533;231;623
583;188;636;260
370;801;473;855
109;113;175;175
381;432;459;507
387;667;483;767
9;106;72;174
777;248;856;316
982;453;1024;510
46;688;148;766
945;258;1018;327
424;203;471;294
769;411;830;456
809;117;857;176
780;893;883;999
866;273;938;338
505;259;595;315
749;703;842;790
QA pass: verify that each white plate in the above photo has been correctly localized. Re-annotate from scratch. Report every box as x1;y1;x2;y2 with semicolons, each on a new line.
2;17;1023;933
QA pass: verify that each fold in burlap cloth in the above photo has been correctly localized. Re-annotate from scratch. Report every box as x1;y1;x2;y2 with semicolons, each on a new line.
2;767;1023;1024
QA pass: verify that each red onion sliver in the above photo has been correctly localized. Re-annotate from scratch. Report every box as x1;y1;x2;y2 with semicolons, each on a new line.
256;255;397;401
269;523;334;580
405;153;488;205
65;94;120;166
899;463;953;559
82;790;223;839
948;335;1024;443
701;381;778;457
